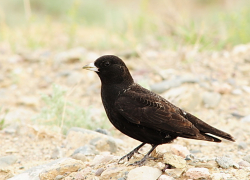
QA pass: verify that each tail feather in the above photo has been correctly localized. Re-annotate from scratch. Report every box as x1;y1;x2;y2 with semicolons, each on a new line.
186;113;235;142
180;132;222;142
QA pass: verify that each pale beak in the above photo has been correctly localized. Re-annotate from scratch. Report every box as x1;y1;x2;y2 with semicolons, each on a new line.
82;62;99;72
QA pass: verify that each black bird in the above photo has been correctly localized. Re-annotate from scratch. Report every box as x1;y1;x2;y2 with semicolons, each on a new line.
83;55;235;166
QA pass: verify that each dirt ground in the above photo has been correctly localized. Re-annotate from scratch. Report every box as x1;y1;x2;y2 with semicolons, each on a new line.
1;44;250;179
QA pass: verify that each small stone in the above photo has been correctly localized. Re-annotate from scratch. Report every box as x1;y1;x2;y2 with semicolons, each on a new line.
0;155;18;168
242;86;250;94
178;89;203;111
55;47;86;63
10;158;85;180
233;44;250;54
156;162;166;170
72;145;99;156
170;145;190;158
66;127;122;153
211;172;230;180
243;155;250;163
214;83;232;94
18;96;39;108
150;79;182;93
158;174;174;180
51;146;62;159
71;153;87;162
66;72;82;86
232;89;243;95
238;141;247;149
186;168;210;179
55;175;64;180
91;155;116;166
2;125;19;134
164;169;184;178
117;177;126;180
64;167;92;180
95;128;110;135
101;167;125;178
163;153;186;168
241;115;250;123
215;156;239;169
39;158;85;180
127;166;162;180
95;168;105;176
189;149;201;154
238;160;250;167
192;160;218;169
202;92;221;108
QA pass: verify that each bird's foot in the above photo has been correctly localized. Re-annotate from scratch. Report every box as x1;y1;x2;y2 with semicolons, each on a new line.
129;155;156;166
118;142;146;164
118;149;140;164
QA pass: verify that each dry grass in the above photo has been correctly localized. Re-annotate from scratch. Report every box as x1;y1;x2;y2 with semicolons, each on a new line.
0;0;250;52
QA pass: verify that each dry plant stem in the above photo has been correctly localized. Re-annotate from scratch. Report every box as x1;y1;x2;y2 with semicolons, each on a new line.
60;82;80;133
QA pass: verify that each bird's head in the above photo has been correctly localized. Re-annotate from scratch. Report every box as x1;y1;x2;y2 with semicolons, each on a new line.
83;55;134;85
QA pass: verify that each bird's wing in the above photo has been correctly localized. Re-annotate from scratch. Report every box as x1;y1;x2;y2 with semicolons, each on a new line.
115;90;200;136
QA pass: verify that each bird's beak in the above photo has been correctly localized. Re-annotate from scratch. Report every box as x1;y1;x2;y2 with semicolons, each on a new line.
82;62;99;72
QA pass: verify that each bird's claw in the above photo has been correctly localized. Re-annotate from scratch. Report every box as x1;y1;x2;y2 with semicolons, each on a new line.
118;150;139;164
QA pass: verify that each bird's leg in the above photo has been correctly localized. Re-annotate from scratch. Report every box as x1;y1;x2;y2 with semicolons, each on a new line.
129;144;158;166
118;142;146;164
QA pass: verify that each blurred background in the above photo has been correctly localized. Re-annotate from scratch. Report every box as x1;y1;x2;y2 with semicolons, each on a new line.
1;0;250;51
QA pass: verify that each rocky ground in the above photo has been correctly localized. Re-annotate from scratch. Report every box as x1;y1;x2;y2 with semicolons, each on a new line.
1;44;250;180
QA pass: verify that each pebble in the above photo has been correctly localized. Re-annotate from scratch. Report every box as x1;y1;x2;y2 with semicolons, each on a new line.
150;78;182;93
186;167;210;179
164;169;184;178
163;153;186;168
0;155;18;168
127;166;162;180
39;158;85;180
90;154;116;166
65;167;92;180
66;72;82;86
72;145;99;156
237;141;248;149
215;156;239;169
232;89;243;95
66;127;121;153
211;172;230;180
55;175;64;180
101;166;125;178
95;128;110;135
190;160;218;169
95;168;105;176
71;153;87;162
178;89;203;111
202;91;221;108
18;96;39;108
241;115;250;123
54;47;86;63
242;85;250;94
51;146;62;159
170;144;190;158
243;155;250;163
9;158;85;180
150;76;198;93
158;174;174;180
238;160;250;167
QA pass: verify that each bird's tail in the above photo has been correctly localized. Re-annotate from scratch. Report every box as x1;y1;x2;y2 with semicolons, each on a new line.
180;132;222;142
185;112;235;142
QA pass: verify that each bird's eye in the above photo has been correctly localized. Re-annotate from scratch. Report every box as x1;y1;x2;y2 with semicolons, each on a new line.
104;61;110;67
